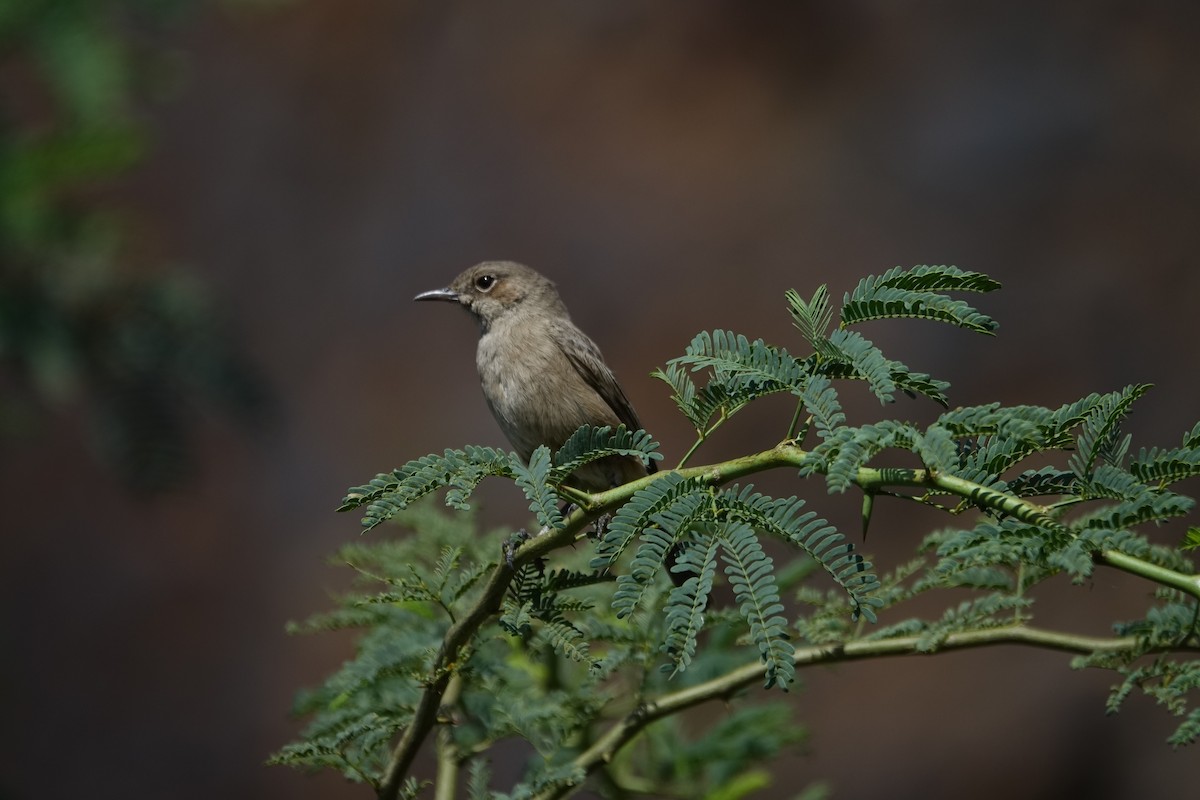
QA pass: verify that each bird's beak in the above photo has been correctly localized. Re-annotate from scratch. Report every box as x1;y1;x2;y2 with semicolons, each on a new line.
414;287;460;303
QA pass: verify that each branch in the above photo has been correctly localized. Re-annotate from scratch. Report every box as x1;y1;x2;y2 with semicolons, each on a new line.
852;457;1200;600
377;442;1200;798
1099;550;1200;598
377;450;785;798
535;625;1196;800
433;674;464;800
377;519;583;799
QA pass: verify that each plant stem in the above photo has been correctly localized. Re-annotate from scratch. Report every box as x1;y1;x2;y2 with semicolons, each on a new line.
377;517;587;799
1098;550;1200;599
377;441;1200;799
534;625;1192;800
675;410;728;469
674;436;706;470
434;674;465;800
785;397;805;440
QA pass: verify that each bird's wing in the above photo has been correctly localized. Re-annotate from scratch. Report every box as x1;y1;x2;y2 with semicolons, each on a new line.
552;320;645;430
554;322;659;476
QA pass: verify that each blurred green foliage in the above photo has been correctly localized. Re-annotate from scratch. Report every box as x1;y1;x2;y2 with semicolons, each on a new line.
0;0;270;490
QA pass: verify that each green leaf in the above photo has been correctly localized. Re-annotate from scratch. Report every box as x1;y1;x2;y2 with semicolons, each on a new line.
536;616;592;665
718;522;795;689
339;446;517;530
655;331;813;435
1183;527;1200;552
1168;709;1200;748
842;265;1000;334
1183;421;1200;449
821;329;896;403
662;533;721;677
812;420;920;494
512;446;563;530
1068;384;1152;479
917;424;958;473
499;598;535;637
799;374;845;440
1006;466;1078;498
592;472;704;570
611;484;711;618
1130;446;1200;487
869;264;1002;294
716;485;881;623
786;284;834;352
551;424;661;483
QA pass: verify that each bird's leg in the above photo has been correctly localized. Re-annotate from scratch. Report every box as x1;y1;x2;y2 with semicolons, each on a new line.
591;512;612;541
503;528;532;569
559;499;613;541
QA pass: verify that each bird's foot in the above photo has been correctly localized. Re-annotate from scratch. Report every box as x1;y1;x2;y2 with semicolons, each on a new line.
591;512;612;540
503;528;532;569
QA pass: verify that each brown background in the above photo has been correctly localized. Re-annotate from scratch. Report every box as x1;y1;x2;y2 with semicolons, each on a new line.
4;2;1199;798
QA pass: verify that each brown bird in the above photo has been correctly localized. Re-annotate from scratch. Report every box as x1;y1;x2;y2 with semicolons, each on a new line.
414;261;656;493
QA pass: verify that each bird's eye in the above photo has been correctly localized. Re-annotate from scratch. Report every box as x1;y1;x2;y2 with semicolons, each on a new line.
475;274;496;292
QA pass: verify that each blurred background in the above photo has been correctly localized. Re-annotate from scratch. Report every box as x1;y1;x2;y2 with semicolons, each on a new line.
2;1;1198;798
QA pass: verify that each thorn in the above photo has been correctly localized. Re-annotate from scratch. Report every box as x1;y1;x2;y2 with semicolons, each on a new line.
861;491;875;541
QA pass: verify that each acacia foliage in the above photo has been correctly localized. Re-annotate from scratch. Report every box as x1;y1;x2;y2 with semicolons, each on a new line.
274;266;1200;799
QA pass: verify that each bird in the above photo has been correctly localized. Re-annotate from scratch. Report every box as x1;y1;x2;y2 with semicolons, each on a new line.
414;261;657;494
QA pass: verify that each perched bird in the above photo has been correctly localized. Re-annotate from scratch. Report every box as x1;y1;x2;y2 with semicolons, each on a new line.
414;261;656;493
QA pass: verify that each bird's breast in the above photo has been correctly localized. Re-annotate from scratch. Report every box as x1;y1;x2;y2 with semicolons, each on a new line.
477;330;557;406
475;324;619;460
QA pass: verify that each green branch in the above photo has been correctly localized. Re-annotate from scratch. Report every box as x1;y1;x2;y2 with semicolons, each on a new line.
433;674;465;800
377;443;1199;799
535;625;1193;800
377;517;586;799
1098;550;1200;598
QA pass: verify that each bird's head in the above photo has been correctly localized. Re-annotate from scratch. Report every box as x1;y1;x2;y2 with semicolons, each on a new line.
415;261;564;330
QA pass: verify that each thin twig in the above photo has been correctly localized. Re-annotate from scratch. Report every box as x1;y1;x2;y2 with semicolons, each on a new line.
433;674;465;800
377;442;1200;799
533;625;1198;800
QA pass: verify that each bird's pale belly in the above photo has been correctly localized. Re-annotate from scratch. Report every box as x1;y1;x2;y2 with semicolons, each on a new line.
476;333;635;490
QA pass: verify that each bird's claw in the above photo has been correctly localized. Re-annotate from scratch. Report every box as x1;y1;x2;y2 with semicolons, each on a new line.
591;512;612;540
503;528;533;568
